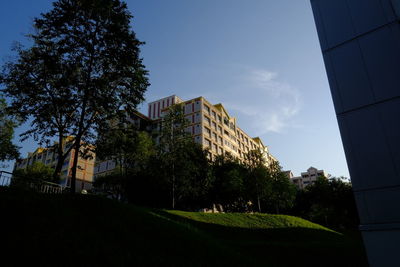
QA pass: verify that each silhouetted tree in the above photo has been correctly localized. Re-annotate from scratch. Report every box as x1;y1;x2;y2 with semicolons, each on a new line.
292;176;358;229
157;104;192;209
244;149;272;212
11;162;53;189
95;118;155;201
0;97;20;163
211;154;247;211
265;161;296;214
0;0;149;191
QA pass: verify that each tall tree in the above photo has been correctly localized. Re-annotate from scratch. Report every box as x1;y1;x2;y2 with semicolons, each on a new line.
244;149;271;212
211;154;247;211
157;104;193;209
95;117;155;200
0;97;20;163
0;0;149;191
266;161;296;214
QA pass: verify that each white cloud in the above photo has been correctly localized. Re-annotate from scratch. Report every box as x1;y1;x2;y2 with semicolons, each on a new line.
203;68;302;135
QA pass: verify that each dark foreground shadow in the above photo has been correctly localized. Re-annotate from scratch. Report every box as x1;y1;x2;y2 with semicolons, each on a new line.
154;209;369;267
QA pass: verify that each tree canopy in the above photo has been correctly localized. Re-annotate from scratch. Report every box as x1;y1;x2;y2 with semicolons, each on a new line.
0;97;20;163
0;0;149;191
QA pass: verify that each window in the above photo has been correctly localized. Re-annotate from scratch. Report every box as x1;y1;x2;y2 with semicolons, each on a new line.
204;104;210;114
204;115;210;125
205;139;212;148
218;126;222;134
204;127;211;137
219;136;223;145
213;144;218;152
212;111;216;119
212;121;217;130
213;132;217;141
223;117;229;126
224;130;229;136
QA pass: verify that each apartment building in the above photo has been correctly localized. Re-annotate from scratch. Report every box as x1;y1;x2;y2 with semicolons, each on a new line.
156;95;276;164
93;95;277;179
14;137;95;191
290;167;328;190
148;95;183;120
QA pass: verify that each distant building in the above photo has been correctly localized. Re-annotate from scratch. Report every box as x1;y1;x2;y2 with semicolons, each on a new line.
283;170;294;179
14;137;95;191
291;167;328;190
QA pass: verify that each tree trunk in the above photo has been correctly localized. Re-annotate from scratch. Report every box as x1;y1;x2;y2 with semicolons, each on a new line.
53;155;64;183
172;162;175;209
70;137;81;193
257;195;261;212
70;93;88;193
53;135;65;183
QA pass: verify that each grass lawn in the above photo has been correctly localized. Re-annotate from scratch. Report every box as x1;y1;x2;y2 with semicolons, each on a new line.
0;187;368;266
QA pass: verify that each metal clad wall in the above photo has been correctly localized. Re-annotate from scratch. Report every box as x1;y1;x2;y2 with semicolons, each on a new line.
311;0;400;266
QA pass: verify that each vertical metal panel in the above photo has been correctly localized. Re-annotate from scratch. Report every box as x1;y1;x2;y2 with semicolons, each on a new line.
328;41;375;111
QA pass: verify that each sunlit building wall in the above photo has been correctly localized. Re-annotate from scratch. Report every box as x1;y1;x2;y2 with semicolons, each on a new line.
14;137;95;191
158;95;277;165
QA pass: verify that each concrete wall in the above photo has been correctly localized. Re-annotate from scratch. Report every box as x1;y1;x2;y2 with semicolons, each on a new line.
310;0;400;266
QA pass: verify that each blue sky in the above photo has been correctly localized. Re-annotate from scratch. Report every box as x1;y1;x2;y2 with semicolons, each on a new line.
0;0;349;178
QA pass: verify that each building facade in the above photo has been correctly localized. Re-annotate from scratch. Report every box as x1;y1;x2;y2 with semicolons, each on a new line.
158;95;276;164
290;167;328;190
14;137;95;191
148;95;183;120
93;95;277;179
311;1;400;265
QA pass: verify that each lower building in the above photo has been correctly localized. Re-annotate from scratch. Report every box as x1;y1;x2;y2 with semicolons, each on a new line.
290;167;328;190
14;137;95;191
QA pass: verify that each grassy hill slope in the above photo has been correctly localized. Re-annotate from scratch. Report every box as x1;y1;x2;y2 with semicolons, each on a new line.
0;188;367;266
167;210;335;231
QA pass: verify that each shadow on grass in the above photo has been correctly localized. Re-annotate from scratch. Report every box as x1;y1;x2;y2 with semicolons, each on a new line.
0;187;368;266
153;209;369;267
0;188;252;266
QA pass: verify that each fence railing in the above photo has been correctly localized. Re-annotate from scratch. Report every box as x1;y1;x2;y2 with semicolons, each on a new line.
0;171;12;187
0;170;67;194
38;181;66;194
